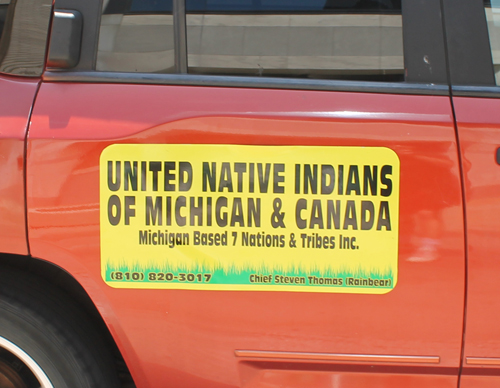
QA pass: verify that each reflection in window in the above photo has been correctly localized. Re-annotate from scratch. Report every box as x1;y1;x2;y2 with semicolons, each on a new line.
96;0;404;80
97;0;174;73
186;0;404;81
485;0;500;84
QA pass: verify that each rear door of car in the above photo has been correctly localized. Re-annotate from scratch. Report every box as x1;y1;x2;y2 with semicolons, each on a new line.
443;1;500;386
27;1;466;387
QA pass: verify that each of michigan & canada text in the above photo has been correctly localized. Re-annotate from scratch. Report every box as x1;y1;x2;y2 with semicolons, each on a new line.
106;161;394;230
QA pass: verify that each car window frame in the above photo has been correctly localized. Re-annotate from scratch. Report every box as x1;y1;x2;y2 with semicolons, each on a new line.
46;0;450;96
442;0;500;97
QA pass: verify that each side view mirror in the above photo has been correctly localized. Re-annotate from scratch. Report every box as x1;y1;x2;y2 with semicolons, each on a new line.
47;9;82;69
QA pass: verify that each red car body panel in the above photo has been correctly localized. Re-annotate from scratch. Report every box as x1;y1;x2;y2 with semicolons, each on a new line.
454;97;500;388
0;75;39;256
26;82;465;388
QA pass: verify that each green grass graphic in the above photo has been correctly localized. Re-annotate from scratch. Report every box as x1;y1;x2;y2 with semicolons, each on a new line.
104;259;394;288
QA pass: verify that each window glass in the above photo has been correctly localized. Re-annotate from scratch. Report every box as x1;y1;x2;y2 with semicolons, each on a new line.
485;0;500;84
0;1;11;40
186;0;401;13
129;0;172;13
186;0;404;81
97;0;174;73
96;0;404;81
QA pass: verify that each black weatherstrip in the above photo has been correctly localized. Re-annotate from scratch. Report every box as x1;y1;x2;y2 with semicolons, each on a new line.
173;0;187;73
452;86;500;98
43;71;450;95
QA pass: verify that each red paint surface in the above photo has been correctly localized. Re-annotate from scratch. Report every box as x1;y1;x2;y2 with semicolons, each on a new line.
27;82;465;388
0;75;39;255
454;97;500;387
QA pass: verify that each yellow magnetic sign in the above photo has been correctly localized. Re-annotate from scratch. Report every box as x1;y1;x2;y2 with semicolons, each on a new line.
100;144;400;293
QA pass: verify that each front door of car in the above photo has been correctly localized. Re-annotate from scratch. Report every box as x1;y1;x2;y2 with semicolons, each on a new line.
443;1;500;387
27;1;465;387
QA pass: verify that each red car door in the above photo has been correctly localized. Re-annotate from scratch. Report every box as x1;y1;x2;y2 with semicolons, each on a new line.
444;1;500;387
26;1;465;387
0;0;51;255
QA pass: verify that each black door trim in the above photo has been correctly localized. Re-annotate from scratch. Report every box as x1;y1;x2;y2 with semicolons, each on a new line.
442;0;495;87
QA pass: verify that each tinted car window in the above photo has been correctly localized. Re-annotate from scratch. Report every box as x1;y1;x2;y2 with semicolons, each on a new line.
97;0;404;81
186;0;404;80
129;0;172;12
103;0;173;14
97;0;174;73
186;0;400;13
0;4;8;38
485;0;500;84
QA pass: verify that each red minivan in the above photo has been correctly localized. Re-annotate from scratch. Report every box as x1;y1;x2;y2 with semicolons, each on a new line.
1;0;500;387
